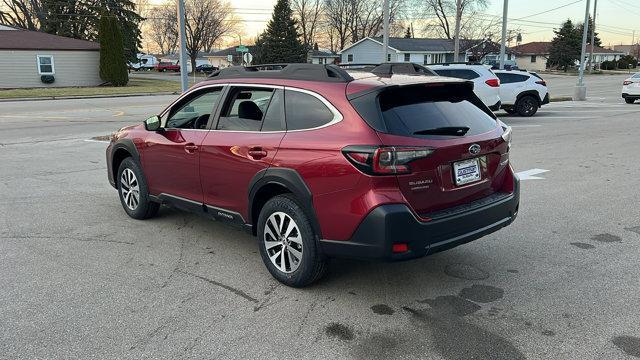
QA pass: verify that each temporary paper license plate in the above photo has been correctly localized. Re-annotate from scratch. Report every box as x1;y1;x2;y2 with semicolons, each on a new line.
454;158;481;185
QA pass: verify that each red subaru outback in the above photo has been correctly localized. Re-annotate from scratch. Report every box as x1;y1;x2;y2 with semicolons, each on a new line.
106;64;519;287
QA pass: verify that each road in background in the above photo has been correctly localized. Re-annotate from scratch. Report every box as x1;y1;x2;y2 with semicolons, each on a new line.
1;94;640;359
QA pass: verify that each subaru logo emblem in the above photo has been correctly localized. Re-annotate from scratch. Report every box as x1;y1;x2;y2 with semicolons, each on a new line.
469;144;481;155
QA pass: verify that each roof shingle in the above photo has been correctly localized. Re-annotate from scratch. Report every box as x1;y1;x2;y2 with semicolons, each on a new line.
0;28;99;51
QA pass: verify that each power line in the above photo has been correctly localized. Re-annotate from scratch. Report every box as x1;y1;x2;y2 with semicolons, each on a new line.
512;0;584;21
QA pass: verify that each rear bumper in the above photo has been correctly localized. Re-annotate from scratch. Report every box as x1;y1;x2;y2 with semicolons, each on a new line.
319;177;520;261
488;100;502;111
542;93;550;105
622;93;640;99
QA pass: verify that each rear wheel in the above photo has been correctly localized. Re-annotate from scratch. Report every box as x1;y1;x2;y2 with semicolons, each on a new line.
117;157;159;220
257;194;326;287
625;98;636;104
515;95;539;117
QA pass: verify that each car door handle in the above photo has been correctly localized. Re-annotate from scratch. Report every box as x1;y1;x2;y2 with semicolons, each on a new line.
248;147;267;159
184;143;198;153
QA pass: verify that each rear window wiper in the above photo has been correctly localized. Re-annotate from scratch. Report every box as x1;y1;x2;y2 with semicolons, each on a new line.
413;126;470;136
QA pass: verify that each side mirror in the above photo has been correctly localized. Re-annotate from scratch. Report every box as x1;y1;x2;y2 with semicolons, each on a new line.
144;115;161;131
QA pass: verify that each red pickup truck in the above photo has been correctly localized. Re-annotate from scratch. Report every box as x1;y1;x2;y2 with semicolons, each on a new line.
155;62;180;72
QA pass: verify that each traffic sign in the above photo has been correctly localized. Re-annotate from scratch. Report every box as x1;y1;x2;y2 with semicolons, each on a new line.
243;52;253;65
236;45;248;53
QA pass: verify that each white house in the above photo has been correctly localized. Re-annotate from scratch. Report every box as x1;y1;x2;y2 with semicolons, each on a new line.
0;26;101;88
513;41;626;71
339;37;468;65
308;49;340;64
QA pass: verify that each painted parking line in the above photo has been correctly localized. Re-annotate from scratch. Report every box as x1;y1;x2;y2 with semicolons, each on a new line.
516;169;549;180
84;139;110;144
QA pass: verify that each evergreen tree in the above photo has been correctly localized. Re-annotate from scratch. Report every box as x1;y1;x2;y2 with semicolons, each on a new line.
404;27;412;38
99;14;129;86
548;20;582;71
254;0;306;64
577;16;602;47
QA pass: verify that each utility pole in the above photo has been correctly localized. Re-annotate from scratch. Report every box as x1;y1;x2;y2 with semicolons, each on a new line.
177;0;188;93
382;0;390;63
574;0;591;101
453;0;462;61
499;0;509;69
588;0;598;73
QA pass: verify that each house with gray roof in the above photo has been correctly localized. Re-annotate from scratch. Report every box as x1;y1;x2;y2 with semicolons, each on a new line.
339;37;513;65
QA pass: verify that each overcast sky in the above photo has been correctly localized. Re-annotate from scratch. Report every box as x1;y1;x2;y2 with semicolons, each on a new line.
230;0;639;47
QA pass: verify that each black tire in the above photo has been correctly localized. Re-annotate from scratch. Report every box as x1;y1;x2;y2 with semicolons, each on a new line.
515;95;539;117
504;108;517;115
117;157;160;220
625;98;636;104
257;194;327;287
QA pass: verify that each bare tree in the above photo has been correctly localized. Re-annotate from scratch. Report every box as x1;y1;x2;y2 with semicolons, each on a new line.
291;0;322;49
420;0;488;39
323;0;354;51
0;0;45;30
181;0;238;71
146;5;178;54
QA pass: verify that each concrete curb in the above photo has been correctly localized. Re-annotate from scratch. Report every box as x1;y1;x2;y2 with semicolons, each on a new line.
0;91;179;103
550;96;573;102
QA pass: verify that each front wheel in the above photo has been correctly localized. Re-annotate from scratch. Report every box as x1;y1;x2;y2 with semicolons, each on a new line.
625;98;636;104
515;96;539;117
257;194;327;287
117;158;159;220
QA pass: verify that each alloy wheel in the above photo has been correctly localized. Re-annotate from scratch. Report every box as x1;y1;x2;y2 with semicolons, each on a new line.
120;168;140;210
263;212;303;273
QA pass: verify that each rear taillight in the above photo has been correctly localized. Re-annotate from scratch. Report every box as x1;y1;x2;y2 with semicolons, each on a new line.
623;80;633;85
343;146;433;175
535;80;547;86
485;78;500;87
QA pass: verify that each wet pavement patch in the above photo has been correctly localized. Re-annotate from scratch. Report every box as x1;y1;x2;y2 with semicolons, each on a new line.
325;322;355;341
458;285;504;303
403;306;525;360
444;263;490;280
371;304;394;315
613;336;640;358
507;269;519;273
541;330;556;336
91;135;111;141
418;295;481;316
570;242;595;249
625;226;640;235
591;233;622;243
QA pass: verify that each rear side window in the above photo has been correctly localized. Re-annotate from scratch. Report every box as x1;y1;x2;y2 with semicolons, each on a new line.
217;87;280;131
433;69;480;80
285;90;334;130
497;73;529;84
378;86;496;138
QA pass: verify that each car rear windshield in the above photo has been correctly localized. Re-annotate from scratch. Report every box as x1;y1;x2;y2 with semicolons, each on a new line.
350;83;497;138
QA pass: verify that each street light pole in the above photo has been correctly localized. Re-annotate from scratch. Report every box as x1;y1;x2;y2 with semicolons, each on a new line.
382;0;390;63
499;0;509;70
177;0;188;93
588;0;598;73
574;0;591;101
453;0;462;61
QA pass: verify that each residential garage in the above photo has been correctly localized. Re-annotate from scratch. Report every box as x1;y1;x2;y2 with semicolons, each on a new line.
0;25;101;88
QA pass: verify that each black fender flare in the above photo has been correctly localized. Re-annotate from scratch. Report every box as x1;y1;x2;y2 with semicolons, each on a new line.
248;168;322;238
516;90;541;105
108;138;141;188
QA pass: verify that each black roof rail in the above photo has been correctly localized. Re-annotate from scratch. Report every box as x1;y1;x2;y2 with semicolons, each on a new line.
339;62;437;76
208;63;353;82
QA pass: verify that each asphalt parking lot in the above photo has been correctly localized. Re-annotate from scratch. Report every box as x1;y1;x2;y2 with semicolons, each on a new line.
1;74;640;359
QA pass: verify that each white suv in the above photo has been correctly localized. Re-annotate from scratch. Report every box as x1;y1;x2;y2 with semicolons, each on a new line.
622;72;640;104
494;70;549;117
428;64;501;111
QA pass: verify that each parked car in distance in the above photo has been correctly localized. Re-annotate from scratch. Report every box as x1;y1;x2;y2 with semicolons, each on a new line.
106;64;519;287
196;64;219;74
622;72;640;104
493;69;549;116
155;62;180;72
128;53;158;71
428;63;502;111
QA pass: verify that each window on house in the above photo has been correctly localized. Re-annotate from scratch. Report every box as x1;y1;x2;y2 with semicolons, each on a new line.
423;55;429;65
387;54;391;62
347;54;353;62
431;54;444;64
531;55;537;63
37;55;54;75
404;53;410;62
